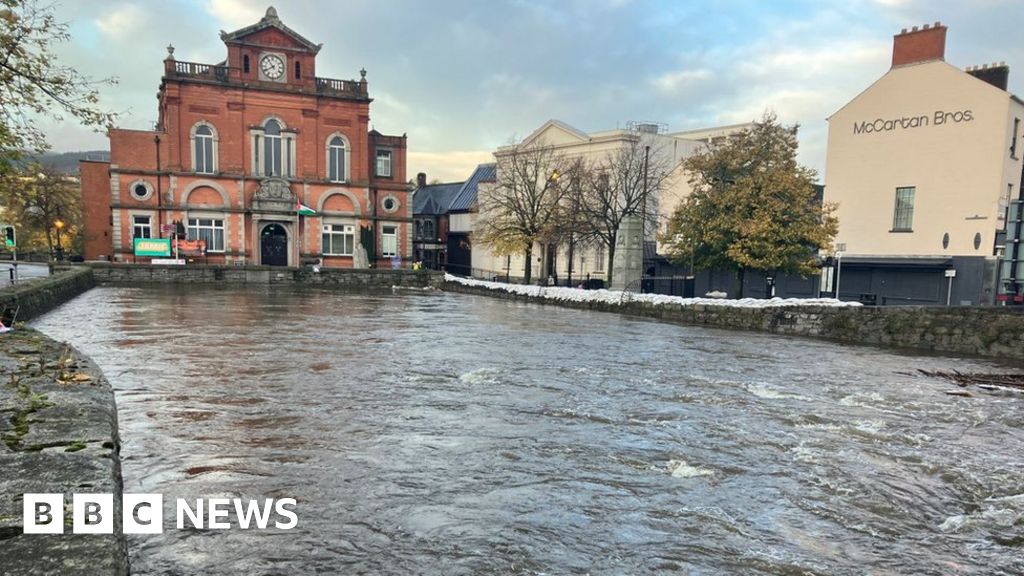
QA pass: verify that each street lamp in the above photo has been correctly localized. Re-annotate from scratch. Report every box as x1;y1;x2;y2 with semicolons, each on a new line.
53;219;65;261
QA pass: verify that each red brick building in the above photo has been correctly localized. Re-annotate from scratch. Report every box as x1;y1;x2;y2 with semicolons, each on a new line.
81;6;410;267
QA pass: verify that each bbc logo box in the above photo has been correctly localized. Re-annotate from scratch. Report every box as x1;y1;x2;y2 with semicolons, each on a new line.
23;493;162;534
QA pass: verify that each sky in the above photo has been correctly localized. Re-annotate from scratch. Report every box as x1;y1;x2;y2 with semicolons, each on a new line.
41;0;1024;183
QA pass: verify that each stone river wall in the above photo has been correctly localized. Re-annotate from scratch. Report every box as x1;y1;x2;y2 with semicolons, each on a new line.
0;329;128;575
443;281;1024;362
54;262;443;290
1;267;127;574
0;267;95;322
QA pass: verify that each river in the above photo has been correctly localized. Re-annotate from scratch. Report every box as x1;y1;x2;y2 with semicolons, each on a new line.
32;285;1024;575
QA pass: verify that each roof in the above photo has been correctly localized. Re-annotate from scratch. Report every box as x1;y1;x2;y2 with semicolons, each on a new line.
448;163;497;212
413;182;463;216
220;6;322;53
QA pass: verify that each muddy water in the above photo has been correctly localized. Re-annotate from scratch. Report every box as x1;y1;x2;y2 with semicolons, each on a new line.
33;285;1024;575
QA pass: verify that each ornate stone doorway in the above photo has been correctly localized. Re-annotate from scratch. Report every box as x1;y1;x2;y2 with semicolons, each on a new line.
260;223;288;266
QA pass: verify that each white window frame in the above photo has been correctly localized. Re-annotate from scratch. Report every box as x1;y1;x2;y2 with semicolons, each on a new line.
326;133;350;183
376;149;392;178
321;221;355;256
131;214;152;239
381;224;398;257
186;215;226;253
190;121;218;174
251;117;296;178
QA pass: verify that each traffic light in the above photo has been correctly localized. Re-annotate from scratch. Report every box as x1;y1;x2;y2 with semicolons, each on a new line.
2;225;14;248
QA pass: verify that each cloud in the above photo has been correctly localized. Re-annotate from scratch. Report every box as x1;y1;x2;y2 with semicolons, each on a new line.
94;4;146;41
204;0;264;30
408;150;494;184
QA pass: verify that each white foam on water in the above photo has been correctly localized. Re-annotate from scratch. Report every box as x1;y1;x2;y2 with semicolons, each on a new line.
458;367;501;385
938;514;966;532
839;392;886;408
747;383;806;401
667;459;714;478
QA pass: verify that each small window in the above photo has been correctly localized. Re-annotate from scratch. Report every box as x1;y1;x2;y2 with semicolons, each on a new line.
375;150;392;177
132;215;152;239
295;61;301;80
131;182;150;200
382;196;398;213
243;54;250;74
1012;117;1020;159
892;186;915;232
381;225;397;257
974;232;982;250
424;219;435;239
187;217;225;252
322;224;355;256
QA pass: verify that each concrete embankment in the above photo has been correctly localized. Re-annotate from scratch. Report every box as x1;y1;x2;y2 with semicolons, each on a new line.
1;267;95;322
444;279;1024;362
54;262;444;289
1;267;127;574
0;329;128;575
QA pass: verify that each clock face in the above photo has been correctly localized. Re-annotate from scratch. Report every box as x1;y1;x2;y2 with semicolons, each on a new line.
260;54;285;80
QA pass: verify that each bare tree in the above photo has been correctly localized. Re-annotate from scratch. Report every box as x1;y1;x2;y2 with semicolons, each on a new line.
476;140;570;284
578;132;676;285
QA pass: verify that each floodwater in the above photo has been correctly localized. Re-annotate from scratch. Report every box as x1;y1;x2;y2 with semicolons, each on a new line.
33;285;1024;575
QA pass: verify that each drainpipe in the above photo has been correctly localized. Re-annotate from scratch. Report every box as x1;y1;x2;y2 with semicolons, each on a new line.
155;135;162;235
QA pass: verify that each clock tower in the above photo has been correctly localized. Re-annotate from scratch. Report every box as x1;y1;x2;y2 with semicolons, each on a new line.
81;6;411;269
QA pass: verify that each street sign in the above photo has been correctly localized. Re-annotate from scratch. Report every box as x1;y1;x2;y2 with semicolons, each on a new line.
133;238;172;257
945;269;957;278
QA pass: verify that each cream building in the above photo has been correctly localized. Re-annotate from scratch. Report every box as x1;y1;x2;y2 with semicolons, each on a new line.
824;22;1024;305
466;119;750;285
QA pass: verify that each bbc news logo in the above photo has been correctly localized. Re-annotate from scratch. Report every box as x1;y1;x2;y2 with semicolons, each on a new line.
23;494;298;534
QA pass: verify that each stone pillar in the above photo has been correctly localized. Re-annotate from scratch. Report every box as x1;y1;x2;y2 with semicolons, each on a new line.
611;214;643;291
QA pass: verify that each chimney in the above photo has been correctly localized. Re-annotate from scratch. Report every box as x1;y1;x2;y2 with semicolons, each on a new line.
892;21;947;67
416;172;427;188
967;61;1010;91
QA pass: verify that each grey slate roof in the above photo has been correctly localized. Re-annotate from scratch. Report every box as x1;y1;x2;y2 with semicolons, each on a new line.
413;182;463;216
448;163;497;213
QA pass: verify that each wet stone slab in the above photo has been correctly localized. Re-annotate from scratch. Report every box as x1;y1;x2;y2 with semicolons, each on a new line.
0;328;127;575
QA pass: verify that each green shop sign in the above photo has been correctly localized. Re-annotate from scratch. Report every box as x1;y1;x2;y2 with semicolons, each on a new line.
133;238;172;257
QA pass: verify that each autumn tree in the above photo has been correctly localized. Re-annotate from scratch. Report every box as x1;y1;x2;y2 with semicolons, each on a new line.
0;0;116;173
661;113;837;298
577;132;676;285
0;161;82;254
476;140;572;284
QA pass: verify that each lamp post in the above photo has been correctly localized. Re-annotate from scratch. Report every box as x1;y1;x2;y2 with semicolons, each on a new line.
53;218;65;261
835;250;843;300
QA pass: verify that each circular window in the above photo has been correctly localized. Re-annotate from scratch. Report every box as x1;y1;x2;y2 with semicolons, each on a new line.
382;195;399;213
130;180;152;201
942;232;949;249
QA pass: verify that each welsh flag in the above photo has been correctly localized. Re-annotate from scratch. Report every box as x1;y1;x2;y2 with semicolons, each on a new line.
297;201;316;216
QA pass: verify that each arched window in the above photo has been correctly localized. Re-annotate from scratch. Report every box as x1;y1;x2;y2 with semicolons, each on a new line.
264;119;282;177
243;54;250;74
193;124;215;174
328;135;347;182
